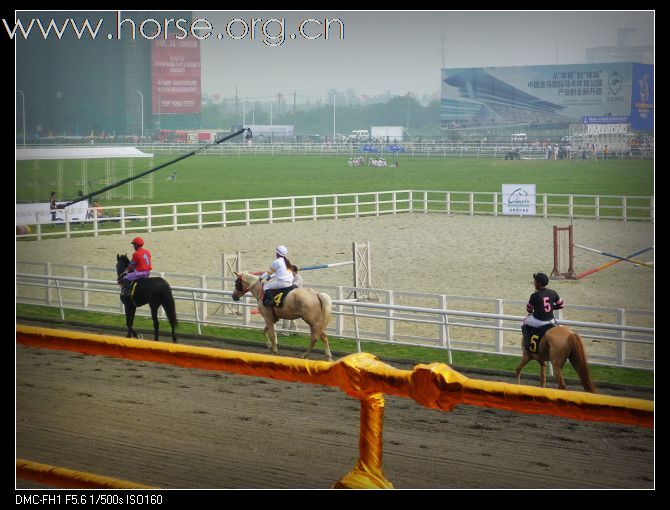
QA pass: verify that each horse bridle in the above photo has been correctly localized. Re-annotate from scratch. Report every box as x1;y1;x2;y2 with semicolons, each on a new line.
231;276;262;302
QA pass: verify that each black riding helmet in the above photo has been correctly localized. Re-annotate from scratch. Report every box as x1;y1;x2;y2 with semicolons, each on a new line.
533;272;550;286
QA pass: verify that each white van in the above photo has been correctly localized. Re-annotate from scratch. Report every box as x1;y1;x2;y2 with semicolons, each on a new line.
511;133;528;142
348;130;369;141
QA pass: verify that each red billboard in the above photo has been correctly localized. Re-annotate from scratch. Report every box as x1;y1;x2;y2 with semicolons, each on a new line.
151;35;201;114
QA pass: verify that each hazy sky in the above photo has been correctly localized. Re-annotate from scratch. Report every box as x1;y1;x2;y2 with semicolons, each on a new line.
197;10;654;101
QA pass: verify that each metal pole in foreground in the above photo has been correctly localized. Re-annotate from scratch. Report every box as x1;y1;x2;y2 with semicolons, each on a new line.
17;88;26;146
136;90;144;140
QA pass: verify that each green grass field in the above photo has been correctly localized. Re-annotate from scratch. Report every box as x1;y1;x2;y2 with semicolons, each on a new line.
16;304;653;388
17;155;654;205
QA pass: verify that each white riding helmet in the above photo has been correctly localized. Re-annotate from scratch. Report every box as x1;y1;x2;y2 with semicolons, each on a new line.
276;245;288;256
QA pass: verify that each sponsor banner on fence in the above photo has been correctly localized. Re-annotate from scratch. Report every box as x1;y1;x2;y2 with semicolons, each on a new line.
585;123;630;135
16;201;89;225
502;184;536;216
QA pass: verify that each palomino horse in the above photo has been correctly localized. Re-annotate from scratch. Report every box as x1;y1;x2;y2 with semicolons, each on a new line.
232;272;334;361
116;254;179;343
515;325;596;392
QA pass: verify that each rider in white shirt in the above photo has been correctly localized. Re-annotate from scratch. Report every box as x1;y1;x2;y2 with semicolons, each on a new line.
259;245;294;290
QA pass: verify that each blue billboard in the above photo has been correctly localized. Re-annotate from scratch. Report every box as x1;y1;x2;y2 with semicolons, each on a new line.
631;63;653;131
441;63;650;130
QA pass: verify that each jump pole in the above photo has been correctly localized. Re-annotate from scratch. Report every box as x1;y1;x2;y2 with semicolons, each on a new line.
574;244;654;268
576;246;654;279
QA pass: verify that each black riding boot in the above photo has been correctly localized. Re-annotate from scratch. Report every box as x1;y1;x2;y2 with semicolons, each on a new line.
521;324;531;350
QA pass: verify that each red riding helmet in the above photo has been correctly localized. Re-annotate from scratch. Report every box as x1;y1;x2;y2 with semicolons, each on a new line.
131;236;144;247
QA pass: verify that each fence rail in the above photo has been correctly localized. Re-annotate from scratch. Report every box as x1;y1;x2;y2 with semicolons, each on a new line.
16;267;654;370
16;190;654;240
17;141;655;160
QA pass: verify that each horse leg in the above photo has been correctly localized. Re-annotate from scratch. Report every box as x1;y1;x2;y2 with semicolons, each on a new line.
125;306;139;339
320;331;333;362
539;361;547;388
302;324;319;360
149;303;160;341
552;360;567;390
262;314;278;355
515;349;531;385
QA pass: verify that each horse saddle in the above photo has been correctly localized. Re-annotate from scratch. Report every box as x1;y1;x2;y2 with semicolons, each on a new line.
523;323;556;353
263;285;297;308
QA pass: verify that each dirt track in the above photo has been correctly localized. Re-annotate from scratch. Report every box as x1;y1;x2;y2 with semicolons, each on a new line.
16;329;653;489
16;214;654;488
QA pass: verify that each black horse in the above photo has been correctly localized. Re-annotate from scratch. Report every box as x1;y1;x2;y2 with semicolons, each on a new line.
116;254;178;343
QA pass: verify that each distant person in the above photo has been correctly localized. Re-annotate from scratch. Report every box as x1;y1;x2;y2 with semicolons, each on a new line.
49;192;57;222
603;145;608;160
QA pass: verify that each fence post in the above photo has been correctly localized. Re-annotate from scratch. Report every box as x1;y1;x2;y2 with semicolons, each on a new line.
197;202;203;229
334;392;393;489
595;195;600;221
82;266;88;309
446;192;450;215
172;204;178;231
55;279;65;321
568;195;574;219
36;214;42;241
334;195;338;220
64;208;71;239
312;196;318;220
335;286;344;337
374;193;380;217
493;193;498;217
192;291;202;335
120;207;126;235
93;209;99;237
469;193;474;216
391;192;397;215
616;308;626;366
352;304;361;353
423;191;428;213
495;299;504;354
200;275;208;325
543;194;548;219
245;200;250;225
386;291;394;342
269;199;274;224
147;205;153;232
409;191;413;214
220;201;226;227
46;262;53;305
622;196;627;222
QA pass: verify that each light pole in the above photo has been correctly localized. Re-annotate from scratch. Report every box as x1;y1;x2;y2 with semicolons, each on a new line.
17;88;25;146
333;92;336;141
136;90;144;140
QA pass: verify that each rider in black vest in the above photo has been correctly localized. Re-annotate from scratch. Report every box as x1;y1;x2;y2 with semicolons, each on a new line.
521;272;564;348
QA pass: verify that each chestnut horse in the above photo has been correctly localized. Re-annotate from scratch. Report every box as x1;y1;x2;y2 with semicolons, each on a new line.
232;272;334;361
515;325;596;392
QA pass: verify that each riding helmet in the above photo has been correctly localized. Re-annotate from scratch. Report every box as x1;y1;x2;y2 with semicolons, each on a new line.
276;245;288;256
533;272;550;286
131;236;144;247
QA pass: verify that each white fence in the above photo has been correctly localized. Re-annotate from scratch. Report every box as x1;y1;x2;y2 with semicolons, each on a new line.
16;263;653;370
21;142;653;159
15;190;654;240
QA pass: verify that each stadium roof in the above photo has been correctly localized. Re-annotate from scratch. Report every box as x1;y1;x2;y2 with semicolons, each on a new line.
15;147;154;160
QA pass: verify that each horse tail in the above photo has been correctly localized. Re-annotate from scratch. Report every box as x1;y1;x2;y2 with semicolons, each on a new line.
568;332;596;393
163;284;179;329
316;292;332;335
